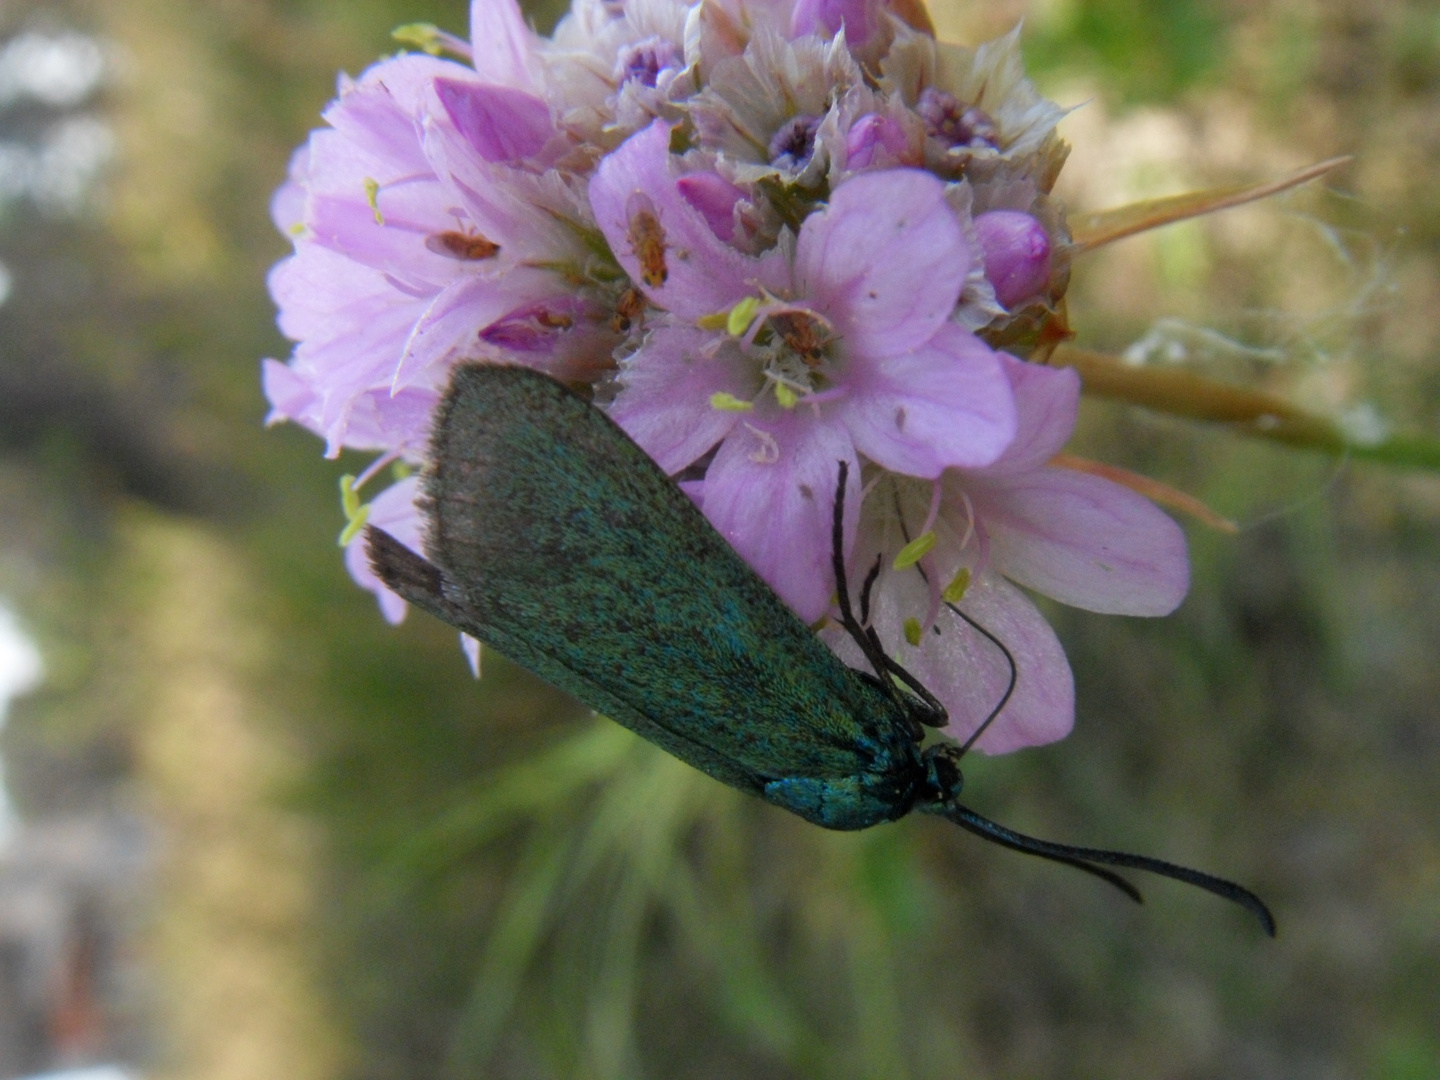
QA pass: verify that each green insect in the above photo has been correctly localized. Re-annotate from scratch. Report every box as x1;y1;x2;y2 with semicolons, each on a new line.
366;363;1276;935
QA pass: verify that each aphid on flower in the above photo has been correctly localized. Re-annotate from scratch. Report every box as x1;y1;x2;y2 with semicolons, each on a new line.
625;193;669;287
425;230;501;260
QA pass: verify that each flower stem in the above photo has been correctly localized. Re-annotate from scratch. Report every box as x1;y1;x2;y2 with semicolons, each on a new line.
1052;345;1440;472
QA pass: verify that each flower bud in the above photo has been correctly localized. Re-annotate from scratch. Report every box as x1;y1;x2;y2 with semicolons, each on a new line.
973;210;1052;309
790;0;880;48
844;113;908;169
677;172;746;242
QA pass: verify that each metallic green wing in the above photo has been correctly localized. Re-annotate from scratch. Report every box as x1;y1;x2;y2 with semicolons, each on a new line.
371;363;919;798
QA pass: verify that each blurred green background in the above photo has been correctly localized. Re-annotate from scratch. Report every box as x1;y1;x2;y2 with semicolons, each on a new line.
0;1;1437;1078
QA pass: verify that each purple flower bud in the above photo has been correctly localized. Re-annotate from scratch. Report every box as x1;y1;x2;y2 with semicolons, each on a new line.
916;87;998;150
844;113;908;169
768;114;823;171
973;210;1052;309
615;37;683;89
677;172;746;242
435;78;553;163
790;0;880;48
480;299;586;353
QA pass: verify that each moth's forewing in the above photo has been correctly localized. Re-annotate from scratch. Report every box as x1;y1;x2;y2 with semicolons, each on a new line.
400;363;919;792
367;527;770;794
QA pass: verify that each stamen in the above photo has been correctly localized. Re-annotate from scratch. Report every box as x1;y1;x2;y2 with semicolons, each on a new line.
339;474;362;519
893;530;937;570
942;566;971;604
392;23;474;60
364;178;384;225
727;296;760;337
696;310;730;331
710;392;754;412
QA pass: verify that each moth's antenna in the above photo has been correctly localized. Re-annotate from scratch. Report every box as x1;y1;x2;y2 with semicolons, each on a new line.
858;554;882;627
924;801;1277;936
949;602;1018;759
830;463;949;726
831;461;898;685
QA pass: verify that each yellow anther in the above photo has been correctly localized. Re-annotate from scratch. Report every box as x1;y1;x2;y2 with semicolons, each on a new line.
696;311;730;330
726;296;760;337
710;392;754;412
391;461;413;481
339;474;361;518
392;23;446;55
338;503;372;547
893;531;937;571
364;178;384;224
942;566;971;604
904;617;923;647
774;381;798;409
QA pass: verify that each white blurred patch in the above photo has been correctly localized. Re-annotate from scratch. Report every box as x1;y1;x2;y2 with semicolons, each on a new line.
14;1068;140;1080
0;605;45;848
0;114;115;214
0;32;107;108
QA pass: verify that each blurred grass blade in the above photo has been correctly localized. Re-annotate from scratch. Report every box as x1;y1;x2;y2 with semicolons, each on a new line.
389;720;639;876
1053;345;1440;471
1068;157;1350;254
443;825;574;1079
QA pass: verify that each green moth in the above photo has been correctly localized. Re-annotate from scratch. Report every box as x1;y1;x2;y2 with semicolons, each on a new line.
367;363;1275;936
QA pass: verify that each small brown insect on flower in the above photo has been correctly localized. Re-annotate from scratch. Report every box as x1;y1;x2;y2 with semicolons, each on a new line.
612;287;647;333
771;311;829;367
626;193;669;288
426;230;501;260
536;310;574;330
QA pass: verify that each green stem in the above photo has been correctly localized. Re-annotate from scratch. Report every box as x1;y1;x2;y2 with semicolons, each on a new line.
1053;346;1440;472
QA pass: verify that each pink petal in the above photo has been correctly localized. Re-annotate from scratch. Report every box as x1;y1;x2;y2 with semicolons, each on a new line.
984;353;1079;474
323;55;470;176
262;359;316;427
306;192;466;291
794;169;968;357
837;322;1015;476
607;326;751;474
470;0;539;90
932;573;1075;754
589;121;786;318
434;78;552;162
271;144;309;235
419;120;576;261
701;408;859;623
829;565;1074;753
964;466;1190;616
343;476;423;625
393;267;557;389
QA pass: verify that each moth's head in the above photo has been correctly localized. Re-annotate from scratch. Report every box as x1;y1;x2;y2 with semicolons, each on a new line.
920;743;965;804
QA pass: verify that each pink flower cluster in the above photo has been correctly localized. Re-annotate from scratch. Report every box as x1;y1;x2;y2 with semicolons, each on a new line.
264;0;1189;753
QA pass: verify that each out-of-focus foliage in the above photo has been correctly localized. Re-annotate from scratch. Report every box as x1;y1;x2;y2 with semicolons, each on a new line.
1025;0;1225;102
0;1;1437;1079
